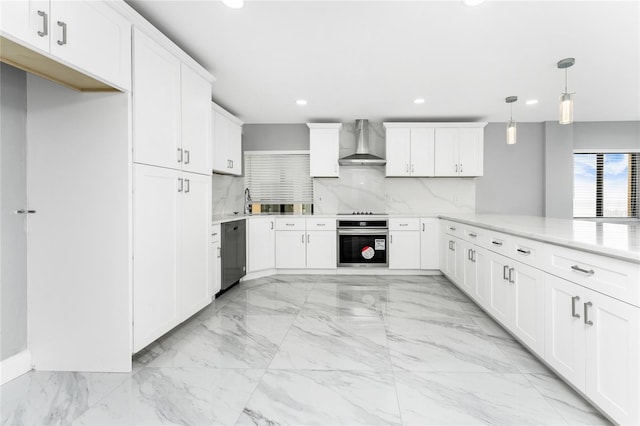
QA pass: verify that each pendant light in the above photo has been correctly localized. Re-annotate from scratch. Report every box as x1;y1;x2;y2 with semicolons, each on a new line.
505;96;518;145
557;58;575;124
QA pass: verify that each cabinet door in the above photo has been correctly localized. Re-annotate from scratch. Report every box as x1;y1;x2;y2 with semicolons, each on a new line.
585;289;640;425
389;231;421;269
49;0;131;90
228;120;242;175
180;172;211;321
385;128;411;177
210;225;221;296
1;0;50;51
443;236;458;281
133;29;181;169
510;260;545;355
420;219;439;269
487;252;510;326
310;128;339;177
275;231;306;269
410;128;435;176
472;247;488;305
212;110;228;173
306;231;337;269
133;164;181;352
248;218;276;273
544;274;586;391
461;242;476;296
458;128;483;177
434;128;459;176
181;64;211;175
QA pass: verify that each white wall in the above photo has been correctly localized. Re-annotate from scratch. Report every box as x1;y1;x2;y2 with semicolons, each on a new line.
0;64;28;361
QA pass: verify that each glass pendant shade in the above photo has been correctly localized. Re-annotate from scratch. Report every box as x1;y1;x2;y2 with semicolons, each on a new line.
507;120;517;145
559;93;573;124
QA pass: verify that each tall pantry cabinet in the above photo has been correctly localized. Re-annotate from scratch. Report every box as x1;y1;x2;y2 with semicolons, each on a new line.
132;28;214;352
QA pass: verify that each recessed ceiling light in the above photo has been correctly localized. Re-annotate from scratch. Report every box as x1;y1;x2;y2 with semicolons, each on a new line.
296;99;307;106
221;0;244;9
526;99;539;105
414;98;425;104
462;0;485;6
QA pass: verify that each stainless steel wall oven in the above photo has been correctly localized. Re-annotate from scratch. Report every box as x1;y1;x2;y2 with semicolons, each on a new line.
337;219;388;267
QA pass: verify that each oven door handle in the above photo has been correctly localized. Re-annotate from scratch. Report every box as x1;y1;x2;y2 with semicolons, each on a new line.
337;229;388;235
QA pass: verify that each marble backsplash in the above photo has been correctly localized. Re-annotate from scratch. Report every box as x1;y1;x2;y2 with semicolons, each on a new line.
313;167;476;215
212;173;244;215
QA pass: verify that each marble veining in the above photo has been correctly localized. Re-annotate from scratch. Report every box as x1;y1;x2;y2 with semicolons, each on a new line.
1;274;610;425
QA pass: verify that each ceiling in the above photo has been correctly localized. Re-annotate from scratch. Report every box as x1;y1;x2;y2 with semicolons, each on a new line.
126;0;640;124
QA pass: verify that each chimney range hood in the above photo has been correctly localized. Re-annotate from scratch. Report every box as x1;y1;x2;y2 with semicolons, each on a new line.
339;119;386;166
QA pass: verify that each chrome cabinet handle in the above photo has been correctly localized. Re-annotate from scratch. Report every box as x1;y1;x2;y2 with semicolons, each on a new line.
492;240;503;246
448;240;454;250
455;164;458;173
285;223;294;227
390;235;393;243
571;296;581;318
472;250;476;262
230;159;234;169
57;21;67;46
411;164;414;173
178;178;183;192
422;223;425;232
307;234;310;243
399;223;408;227
517;248;531;255
270;221;274;230
177;148;183;163
584;302;593;325
316;223;326;227
508;267;515;283
405;164;409;173
184;179;190;193
184;150;190;165
468;248;472;261
37;11;48;37
217;246;221;258
503;265;509;280
459;163;463;173
449;226;456;231
571;265;595;276
301;234;305;244
468;233;477;238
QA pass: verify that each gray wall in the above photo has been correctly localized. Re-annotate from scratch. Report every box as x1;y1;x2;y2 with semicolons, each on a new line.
544;122;575;219
476;123;545;216
243;124;309;151
574;121;640;150
1;64;28;361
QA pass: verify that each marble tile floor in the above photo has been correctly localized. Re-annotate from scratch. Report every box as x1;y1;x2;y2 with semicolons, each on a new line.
1;274;611;425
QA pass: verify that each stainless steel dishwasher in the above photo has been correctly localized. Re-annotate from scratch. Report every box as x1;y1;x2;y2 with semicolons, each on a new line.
221;219;246;292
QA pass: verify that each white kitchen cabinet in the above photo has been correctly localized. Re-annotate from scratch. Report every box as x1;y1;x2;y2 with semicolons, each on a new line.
384;126;435;177
1;0;131;90
434;127;484;177
180;172;211;319
308;123;341;177
210;224;221;296
546;274;640;424
420;218;439;269
306;231;337;269
469;246;488;305
389;219;421;269
486;251;511;326
133;28;181;170
248;217;276;273
133;164;211;352
212;105;243;176
441;234;461;282
275;230;306;269
180;63;212;175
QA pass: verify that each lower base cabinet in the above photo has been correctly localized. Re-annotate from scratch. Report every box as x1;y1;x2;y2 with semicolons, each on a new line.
389;230;421;269
546;275;639;424
210;224;221;296
306;230;336;269
247;217;275;273
275;230;306;269
133;164;211;352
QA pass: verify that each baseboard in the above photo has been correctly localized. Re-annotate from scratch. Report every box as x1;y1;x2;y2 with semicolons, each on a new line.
0;349;32;385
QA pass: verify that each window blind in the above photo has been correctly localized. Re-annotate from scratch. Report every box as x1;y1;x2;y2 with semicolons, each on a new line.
244;152;313;204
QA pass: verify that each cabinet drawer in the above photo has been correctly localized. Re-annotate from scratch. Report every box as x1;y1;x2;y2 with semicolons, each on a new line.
306;218;336;231
390;218;420;231
546;245;640;307
462;225;483;244
275;218;306;231
510;236;546;269
482;230;512;256
441;220;461;236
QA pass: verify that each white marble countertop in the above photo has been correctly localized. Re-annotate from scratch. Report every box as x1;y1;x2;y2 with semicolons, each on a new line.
440;214;640;264
212;213;440;225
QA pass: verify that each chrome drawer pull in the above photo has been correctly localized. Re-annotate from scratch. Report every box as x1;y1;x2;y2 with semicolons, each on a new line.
517;248;531;255
492;240;503;246
584;301;593;325
571;296;580;318
508;267;515;284
37;11;48;37
468;233;477;238
571;265;595;276
316;223;326;227
449;226;456;231
503;265;509;280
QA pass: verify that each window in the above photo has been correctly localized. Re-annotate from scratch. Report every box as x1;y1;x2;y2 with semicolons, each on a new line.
573;153;639;218
244;151;313;204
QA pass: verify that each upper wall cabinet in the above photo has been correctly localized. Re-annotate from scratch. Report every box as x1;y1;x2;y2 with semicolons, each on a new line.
307;123;342;177
384;125;435;177
133;29;212;174
1;0;131;91
212;103;242;176
434;126;486;177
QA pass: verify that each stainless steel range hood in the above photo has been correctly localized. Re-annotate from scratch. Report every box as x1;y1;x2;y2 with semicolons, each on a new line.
339;119;386;166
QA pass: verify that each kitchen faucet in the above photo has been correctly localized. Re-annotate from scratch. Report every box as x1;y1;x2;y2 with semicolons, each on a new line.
244;187;252;214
